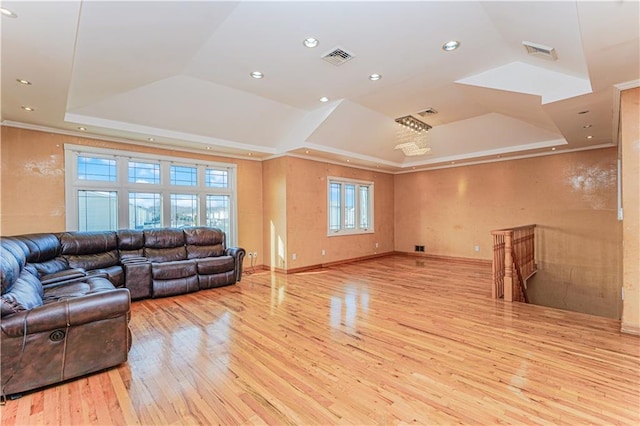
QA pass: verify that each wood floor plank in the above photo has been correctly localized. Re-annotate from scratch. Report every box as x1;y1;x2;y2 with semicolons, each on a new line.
1;255;638;425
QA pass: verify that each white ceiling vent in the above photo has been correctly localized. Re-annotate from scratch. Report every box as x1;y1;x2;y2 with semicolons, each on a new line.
418;108;438;117
522;41;558;61
322;47;355;66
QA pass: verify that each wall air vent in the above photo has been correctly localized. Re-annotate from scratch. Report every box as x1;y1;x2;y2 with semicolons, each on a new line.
522;41;557;61
322;47;355;66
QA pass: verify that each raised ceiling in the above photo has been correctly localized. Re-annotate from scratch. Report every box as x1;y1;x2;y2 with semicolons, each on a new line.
2;1;639;172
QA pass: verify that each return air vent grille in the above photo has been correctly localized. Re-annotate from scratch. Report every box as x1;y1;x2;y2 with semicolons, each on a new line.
522;41;557;61
322;47;355;66
418;108;438;117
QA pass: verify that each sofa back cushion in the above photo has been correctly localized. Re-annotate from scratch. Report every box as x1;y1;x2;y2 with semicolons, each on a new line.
184;227;225;259
1;269;43;317
143;229;186;263
59;232;119;270
116;229;145;258
1;238;26;294
15;233;60;263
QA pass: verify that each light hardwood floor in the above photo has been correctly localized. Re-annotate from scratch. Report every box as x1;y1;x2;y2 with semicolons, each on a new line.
2;255;639;425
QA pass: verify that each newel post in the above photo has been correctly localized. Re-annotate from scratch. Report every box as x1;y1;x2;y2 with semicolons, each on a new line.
504;231;514;302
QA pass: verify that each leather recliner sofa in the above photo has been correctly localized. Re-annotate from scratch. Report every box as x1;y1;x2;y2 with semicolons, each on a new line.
1;226;245;398
0;237;131;399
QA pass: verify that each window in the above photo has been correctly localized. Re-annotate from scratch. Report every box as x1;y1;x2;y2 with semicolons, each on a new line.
327;177;374;236
78;190;117;231
65;145;238;245
129;192;161;229
128;161;160;184
170;194;198;227
206;195;230;236
170;165;197;186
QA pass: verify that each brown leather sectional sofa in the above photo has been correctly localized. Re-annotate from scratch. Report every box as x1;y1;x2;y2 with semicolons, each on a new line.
0;227;245;399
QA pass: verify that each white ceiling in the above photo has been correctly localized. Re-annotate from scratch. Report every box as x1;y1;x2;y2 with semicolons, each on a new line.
2;1;639;172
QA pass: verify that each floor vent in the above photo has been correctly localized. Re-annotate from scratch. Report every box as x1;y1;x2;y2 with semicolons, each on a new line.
322;47;355;66
522;41;557;61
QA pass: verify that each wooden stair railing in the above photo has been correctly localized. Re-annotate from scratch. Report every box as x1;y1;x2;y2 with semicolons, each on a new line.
490;225;536;303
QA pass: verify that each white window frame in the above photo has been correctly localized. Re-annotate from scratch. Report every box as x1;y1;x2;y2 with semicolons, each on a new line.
64;144;238;246
327;176;374;236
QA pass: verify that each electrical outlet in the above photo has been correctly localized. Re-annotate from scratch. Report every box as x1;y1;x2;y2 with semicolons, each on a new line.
248;252;253;258
292;253;297;260
321;249;326;256
375;242;379;248
474;245;480;252
253;251;258;258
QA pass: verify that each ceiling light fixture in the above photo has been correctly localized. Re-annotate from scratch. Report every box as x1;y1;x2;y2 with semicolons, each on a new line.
148;137;155;142
77;127;87;131
206;147;211;150
0;7;17;18
442;40;460;51
394;115;432;156
586;135;593;139
551;147;557;151
16;78;31;85
303;37;319;48
583;124;592;128
319;96;329;103
250;71;264;79
369;73;382;81
21;106;34;111
395;115;432;133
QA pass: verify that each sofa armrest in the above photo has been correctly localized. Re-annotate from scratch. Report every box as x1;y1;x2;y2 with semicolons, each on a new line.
40;268;87;286
121;257;152;300
225;247;246;282
0;288;131;338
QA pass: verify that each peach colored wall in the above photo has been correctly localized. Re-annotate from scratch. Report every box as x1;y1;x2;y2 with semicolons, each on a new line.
284;157;394;270
395;148;621;318
0;126;263;268
621;87;640;334
262;157;288;270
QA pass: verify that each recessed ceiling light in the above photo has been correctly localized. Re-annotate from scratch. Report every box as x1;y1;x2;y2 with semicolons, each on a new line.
305;150;310;154
16;78;31;85
319;96;329;103
346;159;351;162
148;137;155;142
586;135;593;139
250;71;264;79
206;147;211;150
21;106;34;111
442;40;460;51
578;110;589;115
451;161;456;164
369;74;382;81
77;127;87;131
0;7;17;18
551;147;557;151
248;152;253;156
583;124;592;128
303;37;319;48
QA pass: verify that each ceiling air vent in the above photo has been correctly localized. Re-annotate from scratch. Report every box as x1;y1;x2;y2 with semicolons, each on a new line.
322;47;355;66
522;41;557;61
418;108;438;117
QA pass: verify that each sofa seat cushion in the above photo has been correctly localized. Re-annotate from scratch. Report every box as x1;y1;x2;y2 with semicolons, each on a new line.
1;270;44;317
151;260;196;280
43;277;115;304
196;256;234;275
